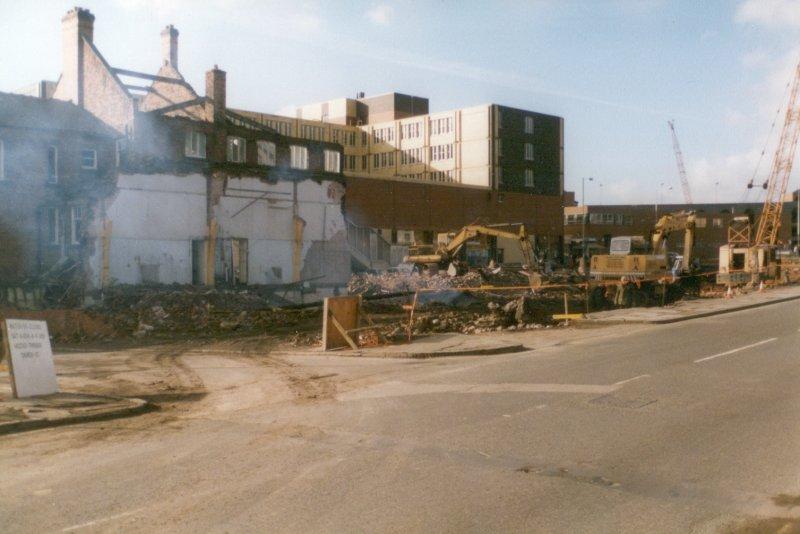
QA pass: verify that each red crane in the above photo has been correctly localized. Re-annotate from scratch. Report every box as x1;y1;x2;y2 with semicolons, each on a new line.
668;120;693;205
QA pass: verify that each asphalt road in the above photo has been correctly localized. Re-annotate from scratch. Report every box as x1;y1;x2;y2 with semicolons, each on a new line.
2;300;800;533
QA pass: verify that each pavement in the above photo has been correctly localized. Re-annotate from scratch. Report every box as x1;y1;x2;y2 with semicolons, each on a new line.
1;298;799;532
586;283;800;324
0;393;150;435
274;331;530;359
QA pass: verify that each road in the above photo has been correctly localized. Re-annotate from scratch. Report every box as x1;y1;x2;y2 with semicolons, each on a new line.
2;300;800;533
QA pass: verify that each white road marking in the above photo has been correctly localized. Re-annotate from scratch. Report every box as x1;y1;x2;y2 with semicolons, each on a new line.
62;508;145;532
612;374;650;387
693;337;778;364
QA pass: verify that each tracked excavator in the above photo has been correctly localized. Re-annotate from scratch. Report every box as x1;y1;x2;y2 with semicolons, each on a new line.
590;210;697;281
404;224;543;288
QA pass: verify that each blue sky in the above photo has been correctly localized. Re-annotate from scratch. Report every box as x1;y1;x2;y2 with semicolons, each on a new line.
2;0;800;204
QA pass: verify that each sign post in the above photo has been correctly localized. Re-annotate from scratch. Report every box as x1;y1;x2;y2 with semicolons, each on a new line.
1;319;58;398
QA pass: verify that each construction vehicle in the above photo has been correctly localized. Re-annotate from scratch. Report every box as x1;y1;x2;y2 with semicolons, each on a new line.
404;223;542;287
717;57;800;286
590;210;697;281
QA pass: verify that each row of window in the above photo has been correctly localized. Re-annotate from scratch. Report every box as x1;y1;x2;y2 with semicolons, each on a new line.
430;170;454;182
497;113;536;135
372;151;395;169
332;129;357;146
564;214;725;228
430;143;454;162
401;122;422;140
45;206;83;245
496;167;536;189
186;131;340;172
373;127;394;143
430;117;453;136
400;147;425;165
0;140;98;183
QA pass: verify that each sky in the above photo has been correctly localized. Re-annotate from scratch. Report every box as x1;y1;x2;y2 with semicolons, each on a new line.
1;0;800;205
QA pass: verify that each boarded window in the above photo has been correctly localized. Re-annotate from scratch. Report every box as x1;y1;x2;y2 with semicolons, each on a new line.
47;207;60;244
524;169;534;187
525;116;534;134
524;143;534;161
257;140;276;166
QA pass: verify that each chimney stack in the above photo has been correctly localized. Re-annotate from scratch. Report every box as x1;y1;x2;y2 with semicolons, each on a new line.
205;66;226;123
161;25;179;69
58;7;95;106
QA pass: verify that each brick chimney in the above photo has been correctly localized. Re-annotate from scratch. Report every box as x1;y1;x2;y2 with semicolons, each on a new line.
161;25;179;69
58;7;95;106
205;66;226;123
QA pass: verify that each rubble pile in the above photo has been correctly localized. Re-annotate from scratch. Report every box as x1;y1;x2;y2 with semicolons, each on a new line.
94;286;320;338
408;295;562;336
347;268;533;296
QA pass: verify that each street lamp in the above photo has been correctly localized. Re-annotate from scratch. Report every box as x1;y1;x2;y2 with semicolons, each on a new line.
581;177;594;266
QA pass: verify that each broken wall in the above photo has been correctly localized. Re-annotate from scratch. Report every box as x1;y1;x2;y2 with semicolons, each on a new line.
215;177;349;285
88;173;207;286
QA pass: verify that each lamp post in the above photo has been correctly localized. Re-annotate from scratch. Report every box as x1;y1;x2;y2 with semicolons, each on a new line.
581;177;594;265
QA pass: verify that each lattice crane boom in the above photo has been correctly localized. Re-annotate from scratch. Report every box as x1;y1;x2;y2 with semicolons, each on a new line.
668;120;693;205
754;59;800;246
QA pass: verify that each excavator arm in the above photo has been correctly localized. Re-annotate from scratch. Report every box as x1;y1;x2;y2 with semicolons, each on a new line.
650;211;696;270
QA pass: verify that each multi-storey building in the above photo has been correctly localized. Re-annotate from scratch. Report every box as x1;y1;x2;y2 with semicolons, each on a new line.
235;94;566;266
235;95;563;194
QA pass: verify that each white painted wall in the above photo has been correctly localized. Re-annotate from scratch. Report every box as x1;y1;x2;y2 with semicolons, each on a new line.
88;173;207;287
215;177;348;285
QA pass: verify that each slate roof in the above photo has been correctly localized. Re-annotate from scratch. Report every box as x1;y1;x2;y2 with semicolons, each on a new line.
0;92;118;137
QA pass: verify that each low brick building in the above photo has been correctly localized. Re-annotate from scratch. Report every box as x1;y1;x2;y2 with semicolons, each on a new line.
564;202;796;268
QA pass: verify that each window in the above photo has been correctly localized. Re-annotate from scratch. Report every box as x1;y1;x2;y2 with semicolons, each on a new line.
430;144;454;161
257;140;276;166
362;155;368;170
300;124;323;141
712;217;723;228
430;117;453;135
47;207;60;244
344;155;356;170
324;150;341;173
115;138;124;167
81;149;97;169
47;146;58;183
695;217;707;228
401;147;424;165
227;136;246;163
0;139;4;180
70;206;82;245
401;122;421;139
524;169;534;187
361;131;368;146
290;145;308;169
185;130;207;159
525;116;534;134
524;143;534;161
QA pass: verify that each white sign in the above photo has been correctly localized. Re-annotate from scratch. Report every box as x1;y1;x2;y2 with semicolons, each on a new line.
3;319;58;398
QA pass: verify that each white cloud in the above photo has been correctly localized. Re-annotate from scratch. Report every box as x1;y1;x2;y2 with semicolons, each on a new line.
736;0;800;29
366;4;394;25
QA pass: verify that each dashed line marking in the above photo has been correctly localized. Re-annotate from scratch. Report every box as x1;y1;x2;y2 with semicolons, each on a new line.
694;338;778;364
612;374;650;387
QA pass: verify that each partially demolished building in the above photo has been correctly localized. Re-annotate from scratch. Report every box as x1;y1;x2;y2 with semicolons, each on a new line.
1;8;348;299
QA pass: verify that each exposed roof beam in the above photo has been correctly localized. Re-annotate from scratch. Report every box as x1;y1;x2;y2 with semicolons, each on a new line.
112;68;192;87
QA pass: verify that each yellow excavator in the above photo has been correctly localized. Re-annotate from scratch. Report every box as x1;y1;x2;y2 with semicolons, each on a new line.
590;210;696;281
404;224;542;287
